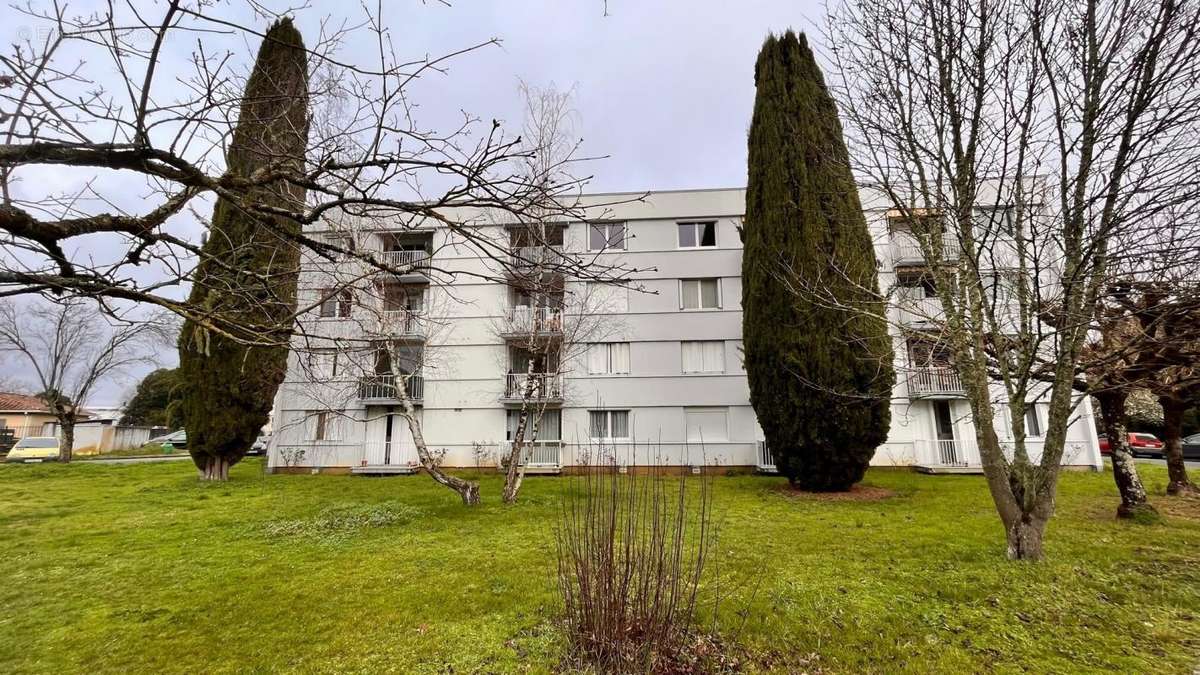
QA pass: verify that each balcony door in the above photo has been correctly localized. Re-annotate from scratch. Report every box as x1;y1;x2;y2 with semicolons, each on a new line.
932;400;960;465
365;408;419;466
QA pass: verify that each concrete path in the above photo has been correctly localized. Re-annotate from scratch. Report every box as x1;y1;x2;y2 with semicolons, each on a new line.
1133;457;1200;469
79;454;194;465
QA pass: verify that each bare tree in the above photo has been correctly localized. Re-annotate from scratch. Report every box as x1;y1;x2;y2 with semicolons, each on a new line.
0;2;642;345
825;0;1200;558
0;298;170;461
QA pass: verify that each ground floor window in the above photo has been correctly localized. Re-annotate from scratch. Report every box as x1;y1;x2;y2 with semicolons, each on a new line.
589;410;630;440
506;409;561;441
1024;404;1043;437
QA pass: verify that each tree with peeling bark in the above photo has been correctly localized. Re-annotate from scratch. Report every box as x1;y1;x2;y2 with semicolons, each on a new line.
825;0;1200;558
177;17;310;482
0;298;169;461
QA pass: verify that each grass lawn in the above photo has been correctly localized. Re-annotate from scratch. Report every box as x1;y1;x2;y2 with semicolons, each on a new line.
1;460;1198;674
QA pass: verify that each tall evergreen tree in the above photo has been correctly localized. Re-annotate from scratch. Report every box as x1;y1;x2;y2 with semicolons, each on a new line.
120;368;179;427
177;18;310;480
743;31;893;491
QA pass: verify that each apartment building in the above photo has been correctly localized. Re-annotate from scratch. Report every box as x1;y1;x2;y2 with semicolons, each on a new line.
267;187;1103;474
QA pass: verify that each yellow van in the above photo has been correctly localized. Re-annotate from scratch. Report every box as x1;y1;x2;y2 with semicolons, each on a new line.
5;437;61;462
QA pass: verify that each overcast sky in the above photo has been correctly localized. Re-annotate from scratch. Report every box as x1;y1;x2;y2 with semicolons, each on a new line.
2;0;824;405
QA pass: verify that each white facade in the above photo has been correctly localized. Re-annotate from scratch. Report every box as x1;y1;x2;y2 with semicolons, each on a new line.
268;187;1102;473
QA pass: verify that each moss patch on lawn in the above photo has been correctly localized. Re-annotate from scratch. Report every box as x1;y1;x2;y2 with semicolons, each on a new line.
0;460;1197;673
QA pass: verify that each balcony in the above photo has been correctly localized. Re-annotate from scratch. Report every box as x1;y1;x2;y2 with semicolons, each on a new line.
913;438;982;473
378;309;425;340
500;306;564;339
358;373;424;404
497;439;563;473
508;245;567;273
376;249;432;276
890;232;960;267
896;295;943;326
906;367;966;398
499;372;564;404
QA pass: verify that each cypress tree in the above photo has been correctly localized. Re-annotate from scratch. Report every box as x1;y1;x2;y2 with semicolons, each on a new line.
177;18;310;480
742;31;893;491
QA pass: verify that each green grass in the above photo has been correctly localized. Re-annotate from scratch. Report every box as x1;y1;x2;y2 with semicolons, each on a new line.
0;460;1197;674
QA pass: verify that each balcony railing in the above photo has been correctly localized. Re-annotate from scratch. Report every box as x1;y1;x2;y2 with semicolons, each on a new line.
896;294;943;325
379;309;425;338
756;440;778;473
497;439;563;469
502;306;564;337
890;232;960;266
359;440;420;470
509;245;566;271
500;372;564;403
906;367;966;398
377;249;431;275
916;438;979;467
358;373;424;403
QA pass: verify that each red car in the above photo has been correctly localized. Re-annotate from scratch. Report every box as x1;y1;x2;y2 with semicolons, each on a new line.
1098;433;1165;457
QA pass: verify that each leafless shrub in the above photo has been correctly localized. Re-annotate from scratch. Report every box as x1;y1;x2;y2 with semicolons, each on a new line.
554;446;736;674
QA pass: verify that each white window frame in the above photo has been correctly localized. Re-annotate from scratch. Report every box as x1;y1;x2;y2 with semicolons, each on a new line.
587;222;627;252
309;410;341;442
589;409;631;441
681;340;725;374
677;220;718;249
1024;404;1043;438
588;342;631;375
679;278;721;310
318;288;353;319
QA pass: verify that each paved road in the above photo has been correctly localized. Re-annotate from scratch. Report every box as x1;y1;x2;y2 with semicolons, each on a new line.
1133;457;1200;469
79;454;194;465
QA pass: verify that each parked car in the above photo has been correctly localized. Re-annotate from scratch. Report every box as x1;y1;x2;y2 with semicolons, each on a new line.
1098;432;1165;457
248;434;271;456
1182;433;1200;460
5;436;61;463
149;430;187;452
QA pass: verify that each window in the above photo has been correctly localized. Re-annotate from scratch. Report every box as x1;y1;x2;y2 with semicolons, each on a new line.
685;407;728;443
588;342;631;375
680;278;720;310
506;409;562;441
1024;404;1043;437
309;411;340;441
306;348;340;378
677;221;717;248
589;410;630;440
323;233;355;259
897;272;937;299
588;222;626;251
681;341;725;374
587;282;629;313
319;289;353;318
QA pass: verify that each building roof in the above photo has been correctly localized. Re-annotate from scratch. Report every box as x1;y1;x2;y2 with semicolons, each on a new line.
0;392;51;413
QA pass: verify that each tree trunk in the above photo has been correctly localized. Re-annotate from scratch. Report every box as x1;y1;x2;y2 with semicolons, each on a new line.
197;455;231;481
1004;513;1047;561
1096;390;1158;520
501;373;541;504
59;420;74;463
1159;394;1197;496
398;384;480;506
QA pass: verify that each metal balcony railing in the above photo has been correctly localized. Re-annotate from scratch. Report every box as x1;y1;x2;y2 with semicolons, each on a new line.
497;439;563;468
906;367;966;398
890;232;960;266
358;373;424;403
896;294;943;325
377;249;431;275
503;306;564;336
379;309;425;338
500;372;564;402
509;245;566;270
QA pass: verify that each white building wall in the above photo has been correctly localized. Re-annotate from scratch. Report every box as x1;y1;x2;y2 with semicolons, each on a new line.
269;187;1102;472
